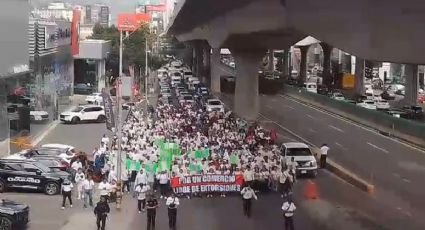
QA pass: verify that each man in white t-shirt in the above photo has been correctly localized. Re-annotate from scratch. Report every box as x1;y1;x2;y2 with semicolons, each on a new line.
98;178;111;201
282;197;296;230
135;183;150;213
320;144;330;168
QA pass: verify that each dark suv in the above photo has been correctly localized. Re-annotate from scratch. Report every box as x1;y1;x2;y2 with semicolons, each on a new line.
0;199;29;230
0;159;69;195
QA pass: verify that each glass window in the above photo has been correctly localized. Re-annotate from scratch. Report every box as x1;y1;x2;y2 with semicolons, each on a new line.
286;148;312;156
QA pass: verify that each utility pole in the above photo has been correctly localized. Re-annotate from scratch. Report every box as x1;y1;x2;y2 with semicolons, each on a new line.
115;30;123;210
145;40;149;118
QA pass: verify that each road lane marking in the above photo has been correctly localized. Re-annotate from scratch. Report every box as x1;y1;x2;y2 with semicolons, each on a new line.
392;173;401;178
278;94;425;154
335;142;348;151
284;105;295;110
402;178;411;183
266;104;274;109
328;125;345;133
367;142;390;154
306;114;316;120
308;128;317;133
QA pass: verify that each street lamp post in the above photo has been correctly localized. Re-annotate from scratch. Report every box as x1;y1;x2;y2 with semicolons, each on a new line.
115;30;124;210
145;41;150;118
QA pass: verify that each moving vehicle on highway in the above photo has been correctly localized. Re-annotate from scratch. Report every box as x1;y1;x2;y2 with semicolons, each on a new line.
206;99;225;113
179;95;195;105
374;99;390;110
357;100;377;110
0;158;69;195
303;82;317;94
280;142;318;177
330;92;345;101
0;199;29;230
60;105;106;124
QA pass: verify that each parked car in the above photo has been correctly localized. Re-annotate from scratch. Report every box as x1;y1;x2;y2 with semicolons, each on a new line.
317;85;330;95
85;93;103;105
60;105;106;124
331;92;345;101
280;142;318;177
401;106;424;120
357;100;377;110
30;110;49;122
303;82;317;94
387;109;409;118
73;83;93;95
0;158;69;195
0;199;29;230
179;95;195;104
5;146;75;164
381;90;396;100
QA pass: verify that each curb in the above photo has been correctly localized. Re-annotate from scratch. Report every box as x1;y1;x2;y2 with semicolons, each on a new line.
311;148;375;194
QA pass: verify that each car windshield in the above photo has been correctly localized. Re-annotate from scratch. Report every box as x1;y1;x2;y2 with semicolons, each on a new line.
209;101;221;105
71;106;83;112
286;148;312;156
366;101;375;104
183;96;193;100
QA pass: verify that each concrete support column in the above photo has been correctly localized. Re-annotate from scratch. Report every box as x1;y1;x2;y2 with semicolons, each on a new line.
299;45;309;85
97;59;106;92
268;50;274;72
210;48;221;92
232;48;265;121
403;64;419;106
321;43;333;86
192;47;198;77
354;57;365;96
203;45;211;85
283;48;290;77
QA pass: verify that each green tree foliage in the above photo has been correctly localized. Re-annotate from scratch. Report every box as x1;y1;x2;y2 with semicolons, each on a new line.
89;23;163;79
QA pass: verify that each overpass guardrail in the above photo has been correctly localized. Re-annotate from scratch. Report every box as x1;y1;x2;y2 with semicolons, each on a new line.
283;84;425;148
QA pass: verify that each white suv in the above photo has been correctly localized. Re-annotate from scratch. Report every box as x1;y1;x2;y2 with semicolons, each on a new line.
60;105;106;124
280;142;318;177
206;99;224;113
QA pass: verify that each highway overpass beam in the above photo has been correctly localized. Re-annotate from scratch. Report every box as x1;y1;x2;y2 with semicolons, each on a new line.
355;57;365;96
403;64;419;105
203;44;211;85
321;43;333;87
210;48;221;92
299;45;309;85
232;48;265;121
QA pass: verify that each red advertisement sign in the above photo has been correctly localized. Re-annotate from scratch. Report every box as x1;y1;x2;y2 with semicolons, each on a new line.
171;174;244;194
117;13;151;32
71;9;81;56
146;5;166;12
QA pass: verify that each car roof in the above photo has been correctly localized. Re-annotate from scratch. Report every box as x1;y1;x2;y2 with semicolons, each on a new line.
282;142;309;149
41;144;74;150
0;158;37;163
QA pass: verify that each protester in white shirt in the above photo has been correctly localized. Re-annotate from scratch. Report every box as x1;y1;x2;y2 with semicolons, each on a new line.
240;185;257;218
282;197;296;230
71;160;82;172
101;134;110;146
61;179;73;209
82;175;95;208
98;178;111;200
243;167;254;187
156;171;169;199
320;144;330;168
135;183;150;213
279;169;293;198
74;169;86;200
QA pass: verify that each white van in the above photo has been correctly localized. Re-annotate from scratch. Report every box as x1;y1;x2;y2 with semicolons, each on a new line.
187;77;200;84
303;82;317;94
280;142;318;177
171;75;182;87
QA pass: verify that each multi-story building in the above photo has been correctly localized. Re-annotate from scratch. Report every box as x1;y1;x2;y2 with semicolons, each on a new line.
32;2;73;22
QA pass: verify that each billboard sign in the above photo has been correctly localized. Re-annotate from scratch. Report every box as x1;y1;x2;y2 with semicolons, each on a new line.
146;5;166;12
44;21;71;49
101;91;115;131
117;13;151;31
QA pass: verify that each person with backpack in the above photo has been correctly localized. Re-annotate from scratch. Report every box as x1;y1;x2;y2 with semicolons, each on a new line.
135;183;150;213
94;196;110;230
166;193;180;230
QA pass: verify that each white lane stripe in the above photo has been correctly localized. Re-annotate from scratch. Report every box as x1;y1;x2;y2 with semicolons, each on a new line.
402;178;411;183
285;105;295;110
335;142;348;151
306;114;316;120
309;128;317;133
328;125;345;133
367;142;390;154
278;94;425;154
392;173;401;178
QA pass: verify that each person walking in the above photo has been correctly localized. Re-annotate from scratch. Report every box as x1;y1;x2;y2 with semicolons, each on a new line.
279;168;293;198
240;185;257;218
282;197;296;230
243;166;254;187
166;193;180;230
157;171;169;199
320;144;329;168
146;194;159;230
83;175;95;208
135;183;150;213
98;178;111;201
61;179;73;209
75;168;86;200
94;196;110;230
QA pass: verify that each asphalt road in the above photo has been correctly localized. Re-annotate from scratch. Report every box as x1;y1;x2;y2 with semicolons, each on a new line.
218;92;425;229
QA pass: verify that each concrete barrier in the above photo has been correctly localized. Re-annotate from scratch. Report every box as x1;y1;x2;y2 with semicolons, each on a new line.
312;148;375;194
